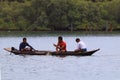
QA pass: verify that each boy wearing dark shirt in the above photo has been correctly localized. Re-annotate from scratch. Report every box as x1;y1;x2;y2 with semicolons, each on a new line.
19;38;34;51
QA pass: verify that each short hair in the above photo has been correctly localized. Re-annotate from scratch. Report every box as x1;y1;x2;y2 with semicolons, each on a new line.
76;38;80;42
58;36;63;40
23;37;27;41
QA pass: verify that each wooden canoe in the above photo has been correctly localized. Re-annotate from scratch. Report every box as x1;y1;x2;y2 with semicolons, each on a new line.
4;47;100;56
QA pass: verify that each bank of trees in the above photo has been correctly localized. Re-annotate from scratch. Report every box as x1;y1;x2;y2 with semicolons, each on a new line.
0;0;120;31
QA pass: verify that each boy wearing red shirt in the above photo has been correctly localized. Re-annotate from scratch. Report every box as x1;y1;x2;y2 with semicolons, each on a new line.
53;36;66;53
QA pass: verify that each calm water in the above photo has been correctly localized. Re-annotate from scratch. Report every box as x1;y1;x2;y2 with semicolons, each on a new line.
0;35;120;80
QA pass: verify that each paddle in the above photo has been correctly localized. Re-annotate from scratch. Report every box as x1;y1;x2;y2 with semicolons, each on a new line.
53;43;61;49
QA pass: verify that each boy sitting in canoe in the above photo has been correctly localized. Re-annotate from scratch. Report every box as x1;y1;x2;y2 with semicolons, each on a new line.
74;38;87;52
53;36;67;53
19;37;35;51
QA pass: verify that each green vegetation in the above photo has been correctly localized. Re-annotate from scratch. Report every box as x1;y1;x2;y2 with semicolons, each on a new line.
0;0;120;31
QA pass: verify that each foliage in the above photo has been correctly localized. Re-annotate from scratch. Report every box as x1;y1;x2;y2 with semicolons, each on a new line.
0;0;120;31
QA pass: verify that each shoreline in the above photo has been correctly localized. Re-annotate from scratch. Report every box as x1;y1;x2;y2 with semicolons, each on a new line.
0;31;120;37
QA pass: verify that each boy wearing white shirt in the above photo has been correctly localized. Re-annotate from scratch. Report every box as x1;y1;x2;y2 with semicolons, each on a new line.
74;38;87;52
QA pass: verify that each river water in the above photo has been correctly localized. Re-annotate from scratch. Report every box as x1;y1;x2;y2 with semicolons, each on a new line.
0;35;120;80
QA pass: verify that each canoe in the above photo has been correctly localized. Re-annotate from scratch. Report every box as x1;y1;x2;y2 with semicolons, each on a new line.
4;47;100;56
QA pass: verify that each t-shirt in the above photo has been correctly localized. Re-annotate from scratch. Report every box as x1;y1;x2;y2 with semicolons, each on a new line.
19;42;34;51
77;41;87;50
58;41;66;51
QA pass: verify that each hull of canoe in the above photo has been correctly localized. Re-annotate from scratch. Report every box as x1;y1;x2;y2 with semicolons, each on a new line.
4;48;100;56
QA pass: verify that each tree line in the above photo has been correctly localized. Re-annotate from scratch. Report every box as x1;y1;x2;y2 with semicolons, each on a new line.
0;0;120;31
